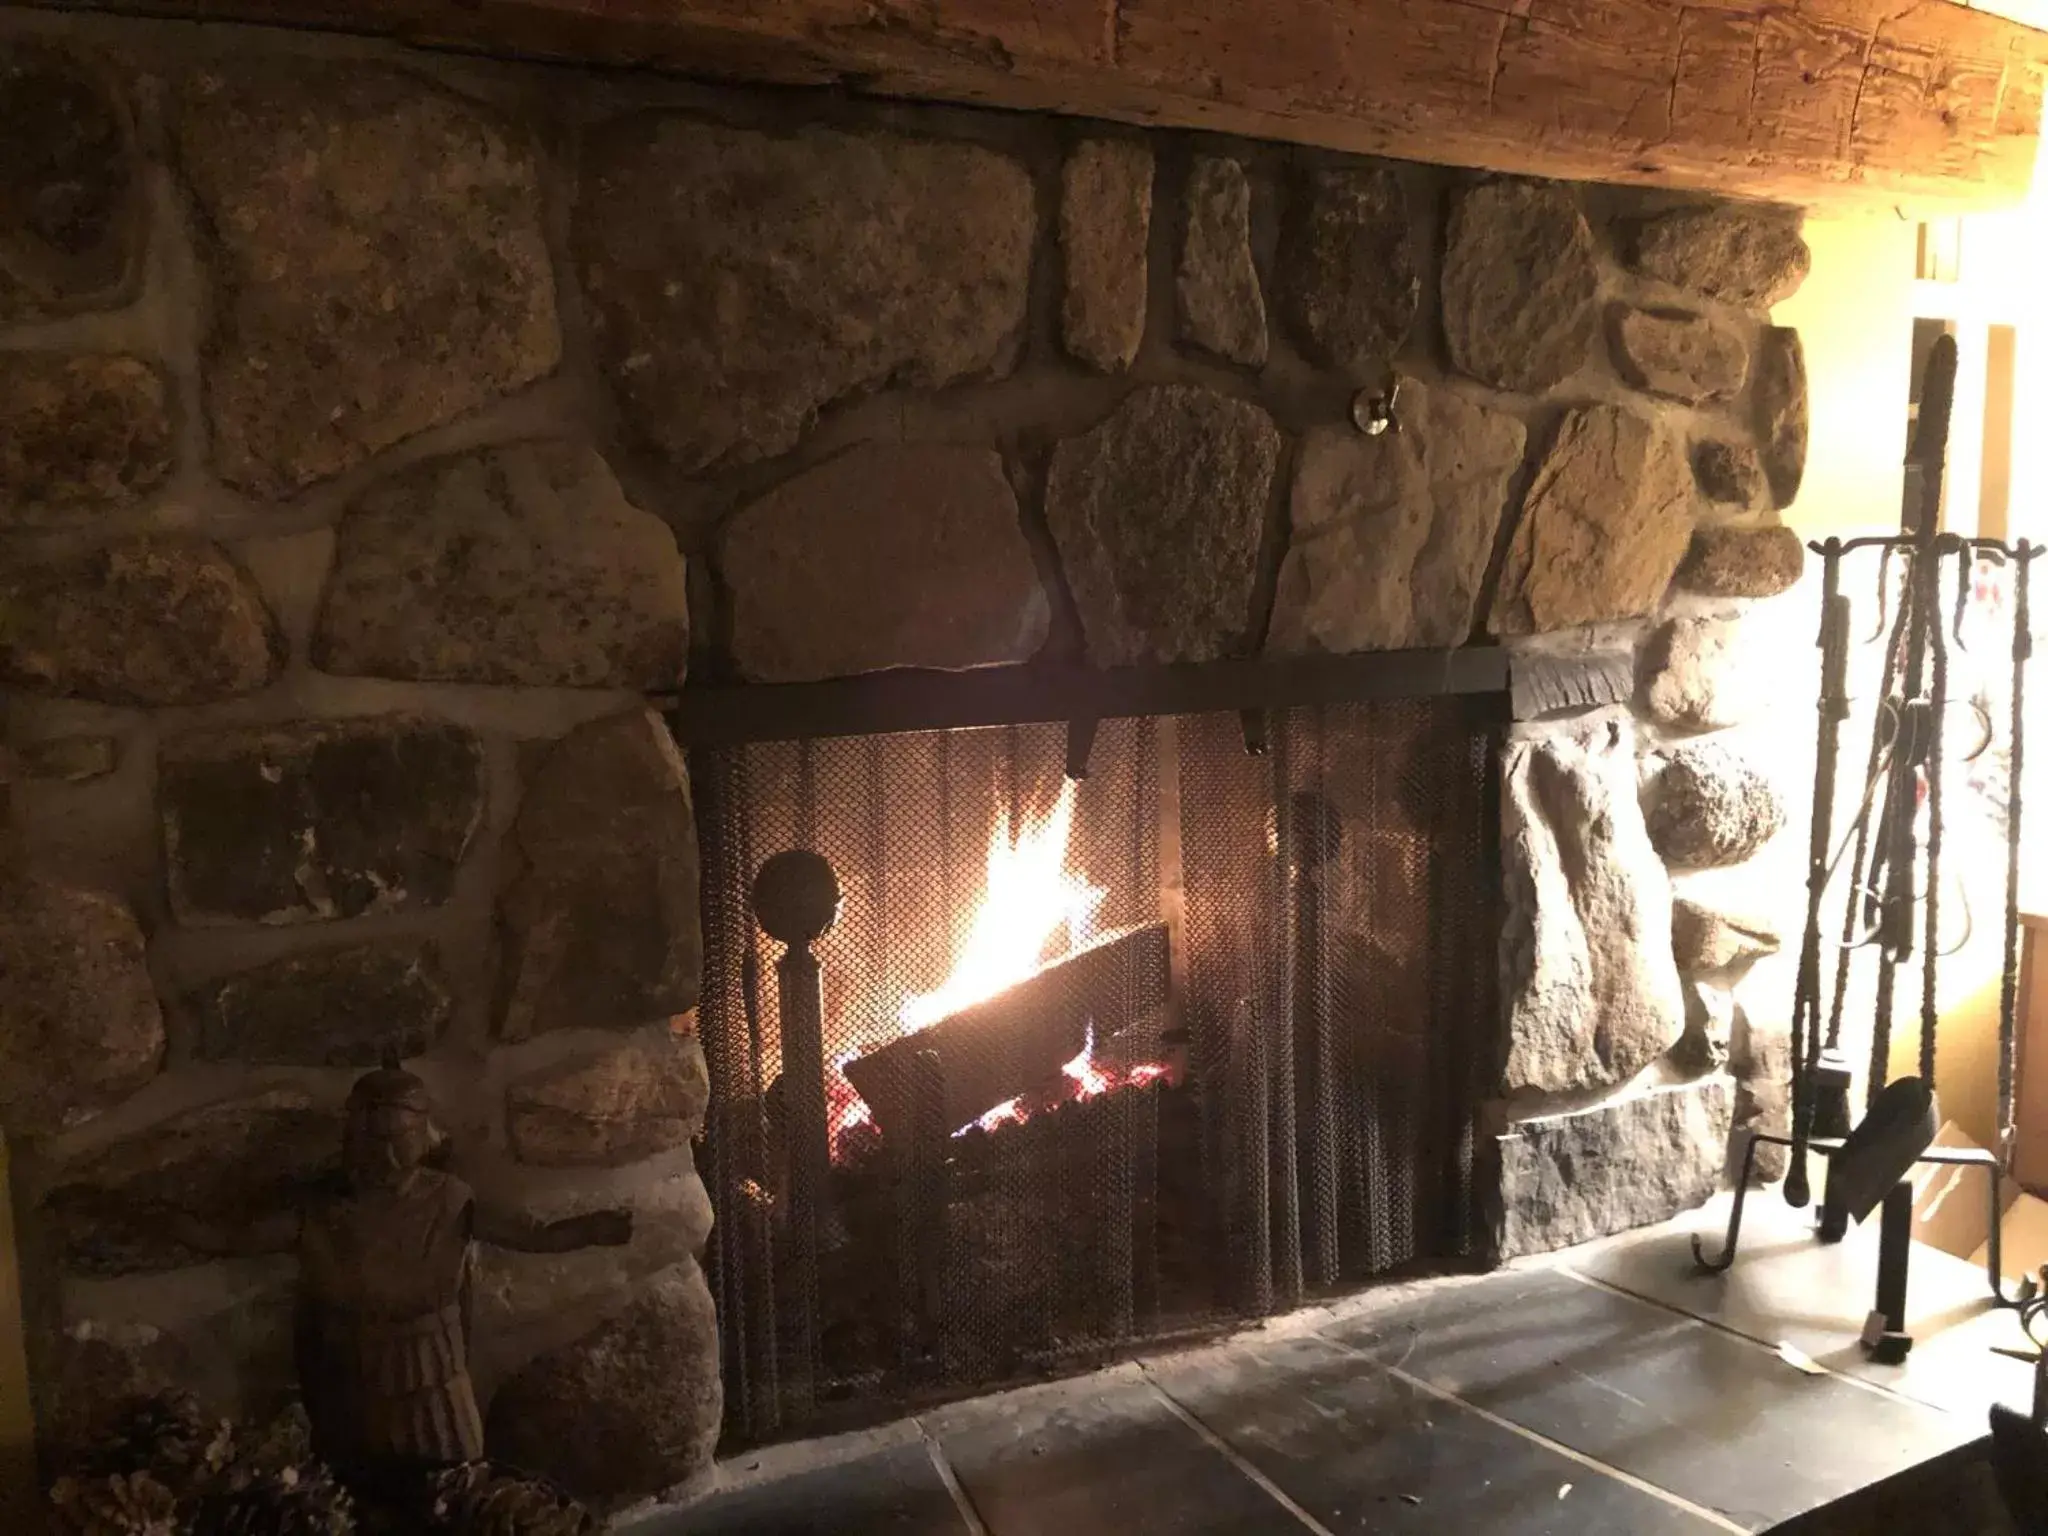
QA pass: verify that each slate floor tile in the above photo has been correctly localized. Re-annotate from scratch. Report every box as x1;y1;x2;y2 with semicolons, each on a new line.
1145;1332;1723;1535
1572;1192;2035;1419
637;1438;969;1536
928;1363;1304;1535
1318;1268;1977;1531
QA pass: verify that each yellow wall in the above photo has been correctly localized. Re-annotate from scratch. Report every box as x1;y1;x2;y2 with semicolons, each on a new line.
1775;215;1917;543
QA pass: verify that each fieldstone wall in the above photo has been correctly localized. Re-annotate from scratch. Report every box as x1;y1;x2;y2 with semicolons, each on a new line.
1495;517;1809;1257
0;4;1817;1500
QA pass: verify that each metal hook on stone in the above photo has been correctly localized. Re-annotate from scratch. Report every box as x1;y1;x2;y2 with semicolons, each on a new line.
1352;375;1402;438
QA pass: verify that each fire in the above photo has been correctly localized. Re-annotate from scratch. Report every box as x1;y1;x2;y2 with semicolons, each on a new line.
952;1027;1174;1139
828;784;1171;1161
899;780;1106;1033
826;1057;878;1162
966;1096;1028;1135
1060;1028;1169;1101
1061;1036;1113;1097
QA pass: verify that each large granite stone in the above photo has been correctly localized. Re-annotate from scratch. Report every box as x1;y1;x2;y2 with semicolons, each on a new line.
192;941;452;1067
56;1258;300;1427
1614;309;1749;404
1501;722;1685;1098
0;878;163;1140
1045;385;1281;665
1732;1016;1792;1183
578;118;1033;474
41;1088;341;1276
312;440;689;689
499;709;700;1041
0;537;282;706
14;734;118;784
1642;614;1764;731
1675;977;1736;1076
1442;179;1598;393
1489;404;1695;636
175;66;559;497
1647;741;1787;869
1754;327;1808;510
1269;382;1525;654
721;443;1047;682
1178;155;1266;367
1629;204;1809;310
484;1260;722;1499
1676;521;1805;598
1496;1077;1733;1259
0;45;139;320
0;353;171;523
1673;896;1783;973
1691;440;1765;507
1277;165;1416;376
1060;139;1151;372
471;1178;711;1391
161;717;485;927
506;1035;709;1168
40;1323;201;1461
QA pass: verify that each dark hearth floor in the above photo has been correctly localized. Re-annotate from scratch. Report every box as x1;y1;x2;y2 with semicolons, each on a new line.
628;1196;2032;1534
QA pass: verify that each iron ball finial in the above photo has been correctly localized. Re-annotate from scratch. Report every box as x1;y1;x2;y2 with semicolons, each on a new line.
752;849;843;946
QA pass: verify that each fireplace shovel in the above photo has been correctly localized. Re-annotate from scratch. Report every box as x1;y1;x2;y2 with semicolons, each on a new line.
1822;1076;1938;1226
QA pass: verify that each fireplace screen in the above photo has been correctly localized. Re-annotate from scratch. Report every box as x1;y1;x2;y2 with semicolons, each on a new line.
690;698;1496;1444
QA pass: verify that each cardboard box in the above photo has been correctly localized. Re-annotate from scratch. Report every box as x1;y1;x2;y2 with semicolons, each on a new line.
1972;1191;2048;1283
1909;1121;2018;1261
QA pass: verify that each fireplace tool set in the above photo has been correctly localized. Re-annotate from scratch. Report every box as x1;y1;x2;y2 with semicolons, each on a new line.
1694;334;2040;1356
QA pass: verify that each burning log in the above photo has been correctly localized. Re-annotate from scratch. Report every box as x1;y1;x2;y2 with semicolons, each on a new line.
843;921;1170;1144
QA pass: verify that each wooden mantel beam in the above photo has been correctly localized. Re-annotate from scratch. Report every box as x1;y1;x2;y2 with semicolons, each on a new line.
33;0;2048;210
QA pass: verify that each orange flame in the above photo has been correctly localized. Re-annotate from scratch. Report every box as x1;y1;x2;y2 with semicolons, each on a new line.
900;780;1106;1034
832;785;1172;1160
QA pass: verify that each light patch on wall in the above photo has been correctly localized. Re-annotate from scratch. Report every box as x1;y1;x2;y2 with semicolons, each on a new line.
1773;214;1916;538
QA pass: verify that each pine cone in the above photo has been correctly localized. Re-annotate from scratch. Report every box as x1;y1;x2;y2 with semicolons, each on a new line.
221;1405;316;1484
48;1470;180;1535
427;1462;600;1536
186;1463;356;1536
77;1391;234;1496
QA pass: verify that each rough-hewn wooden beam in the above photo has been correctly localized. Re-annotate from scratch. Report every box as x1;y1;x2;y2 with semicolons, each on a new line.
31;0;2048;209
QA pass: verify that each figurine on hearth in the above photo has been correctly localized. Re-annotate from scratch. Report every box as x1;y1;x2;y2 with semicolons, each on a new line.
172;1052;632;1482
297;1055;632;1477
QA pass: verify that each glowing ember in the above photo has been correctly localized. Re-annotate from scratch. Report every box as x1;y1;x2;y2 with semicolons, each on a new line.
1060;1026;1169;1101
953;1027;1173;1138
826;1059;878;1161
967;1096;1028;1135
1061;1037;1112;1097
899;780;1106;1034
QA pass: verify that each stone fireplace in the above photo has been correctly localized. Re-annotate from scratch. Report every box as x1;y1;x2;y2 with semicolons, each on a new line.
0;0;1924;1512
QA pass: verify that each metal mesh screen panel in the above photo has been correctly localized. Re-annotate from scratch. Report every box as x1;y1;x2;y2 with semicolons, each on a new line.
693;698;1494;1446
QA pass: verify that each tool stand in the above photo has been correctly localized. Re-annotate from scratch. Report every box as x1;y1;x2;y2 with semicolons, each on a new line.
1695;1129;2038;1325
1860;1182;1916;1363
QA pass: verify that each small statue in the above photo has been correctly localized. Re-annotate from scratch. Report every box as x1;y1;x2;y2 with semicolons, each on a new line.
175;1056;632;1479
298;1058;632;1476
